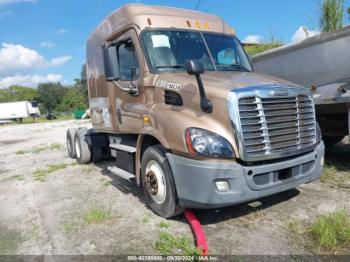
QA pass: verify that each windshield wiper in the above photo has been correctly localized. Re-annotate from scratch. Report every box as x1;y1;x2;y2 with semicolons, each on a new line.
216;63;250;72
155;65;184;69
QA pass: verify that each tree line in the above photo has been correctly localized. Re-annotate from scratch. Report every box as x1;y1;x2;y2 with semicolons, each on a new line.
0;65;88;116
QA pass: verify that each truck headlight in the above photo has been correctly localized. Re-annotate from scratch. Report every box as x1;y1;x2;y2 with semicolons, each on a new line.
185;128;234;157
316;122;322;144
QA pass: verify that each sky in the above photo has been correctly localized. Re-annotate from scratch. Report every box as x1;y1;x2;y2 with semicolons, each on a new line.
0;0;349;89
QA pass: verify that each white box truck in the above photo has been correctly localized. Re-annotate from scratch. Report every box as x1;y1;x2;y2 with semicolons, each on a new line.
0;101;40;123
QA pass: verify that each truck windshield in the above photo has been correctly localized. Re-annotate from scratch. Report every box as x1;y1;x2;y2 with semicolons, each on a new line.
143;30;252;73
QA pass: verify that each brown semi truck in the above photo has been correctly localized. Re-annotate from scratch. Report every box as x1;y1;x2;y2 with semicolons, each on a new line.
66;4;325;218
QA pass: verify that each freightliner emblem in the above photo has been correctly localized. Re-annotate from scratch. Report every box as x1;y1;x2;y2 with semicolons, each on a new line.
271;90;289;96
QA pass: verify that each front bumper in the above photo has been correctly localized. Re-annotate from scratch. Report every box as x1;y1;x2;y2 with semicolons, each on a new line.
166;142;325;208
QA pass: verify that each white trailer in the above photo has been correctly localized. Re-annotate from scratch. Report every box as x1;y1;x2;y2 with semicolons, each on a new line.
0;101;40;122
252;25;350;144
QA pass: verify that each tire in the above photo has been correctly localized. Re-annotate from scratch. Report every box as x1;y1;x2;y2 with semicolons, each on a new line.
323;136;344;146
66;128;77;158
74;128;92;164
141;145;184;218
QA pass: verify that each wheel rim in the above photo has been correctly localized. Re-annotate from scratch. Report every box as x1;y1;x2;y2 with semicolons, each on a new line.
75;139;81;159
145;160;166;204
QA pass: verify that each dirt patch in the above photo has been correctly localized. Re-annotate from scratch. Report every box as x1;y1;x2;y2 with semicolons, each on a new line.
0;138;29;146
0;121;349;255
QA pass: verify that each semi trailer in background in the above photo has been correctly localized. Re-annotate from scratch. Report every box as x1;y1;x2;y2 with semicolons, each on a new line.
0;101;41;123
253;25;350;145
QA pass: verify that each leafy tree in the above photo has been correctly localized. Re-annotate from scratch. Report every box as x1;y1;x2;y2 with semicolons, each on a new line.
73;64;88;104
0;85;38;103
0;89;11;103
0;64;89;116
37;82;67;114
55;64;89;113
57;87;87;112
244;43;282;56
243;32;283;56
320;0;344;32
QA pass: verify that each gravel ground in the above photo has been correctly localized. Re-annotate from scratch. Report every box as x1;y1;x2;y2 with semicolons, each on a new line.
0;120;349;255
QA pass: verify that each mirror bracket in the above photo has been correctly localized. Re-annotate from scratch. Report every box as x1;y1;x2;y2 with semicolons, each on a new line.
128;66;139;96
185;59;213;113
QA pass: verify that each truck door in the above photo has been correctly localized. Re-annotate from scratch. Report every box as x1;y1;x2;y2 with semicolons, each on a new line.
109;29;145;132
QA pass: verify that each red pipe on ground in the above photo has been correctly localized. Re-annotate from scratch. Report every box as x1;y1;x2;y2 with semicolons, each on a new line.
184;209;208;256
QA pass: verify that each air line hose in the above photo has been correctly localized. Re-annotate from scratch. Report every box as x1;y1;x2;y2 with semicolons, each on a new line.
183;209;209;256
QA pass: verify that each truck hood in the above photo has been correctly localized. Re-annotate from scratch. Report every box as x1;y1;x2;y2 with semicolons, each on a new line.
154;71;301;100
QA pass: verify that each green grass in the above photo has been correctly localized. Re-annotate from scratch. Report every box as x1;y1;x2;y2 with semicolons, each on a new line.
81;166;94;175
142;216;150;223
83;207;113;224
13;175;25;181
63;222;77;234
24;224;40;241
158;221;170;229
103;181;112;187
154;232;201;256
16;143;63;156
308;209;350;252
15;150;26;155
0;225;23;254
49;143;63;150
287;220;305;247
286;210;350;253
33;163;71;182
321;164;350;189
8;115;74;125
99;177;112;187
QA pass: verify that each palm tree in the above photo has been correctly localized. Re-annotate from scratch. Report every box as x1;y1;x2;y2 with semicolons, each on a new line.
320;0;344;32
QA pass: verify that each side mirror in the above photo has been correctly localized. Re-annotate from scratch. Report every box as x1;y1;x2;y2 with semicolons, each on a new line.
103;45;120;81
185;59;212;113
185;59;204;75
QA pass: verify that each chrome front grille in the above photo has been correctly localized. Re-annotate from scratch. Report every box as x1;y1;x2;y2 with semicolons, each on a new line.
228;86;317;162
239;95;316;159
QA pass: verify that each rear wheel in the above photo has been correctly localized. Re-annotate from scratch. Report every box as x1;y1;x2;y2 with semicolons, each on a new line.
66;128;77;158
141;145;184;218
74;128;91;164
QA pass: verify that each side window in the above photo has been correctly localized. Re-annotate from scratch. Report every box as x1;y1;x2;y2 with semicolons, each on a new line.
117;42;139;81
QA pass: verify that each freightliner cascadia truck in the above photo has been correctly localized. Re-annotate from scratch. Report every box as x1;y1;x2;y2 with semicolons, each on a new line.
66;4;324;218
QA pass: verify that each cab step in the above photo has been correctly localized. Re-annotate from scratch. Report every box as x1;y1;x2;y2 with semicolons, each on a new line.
107;166;135;181
109;143;136;153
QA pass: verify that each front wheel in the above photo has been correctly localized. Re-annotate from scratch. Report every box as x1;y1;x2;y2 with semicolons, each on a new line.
141;145;184;218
